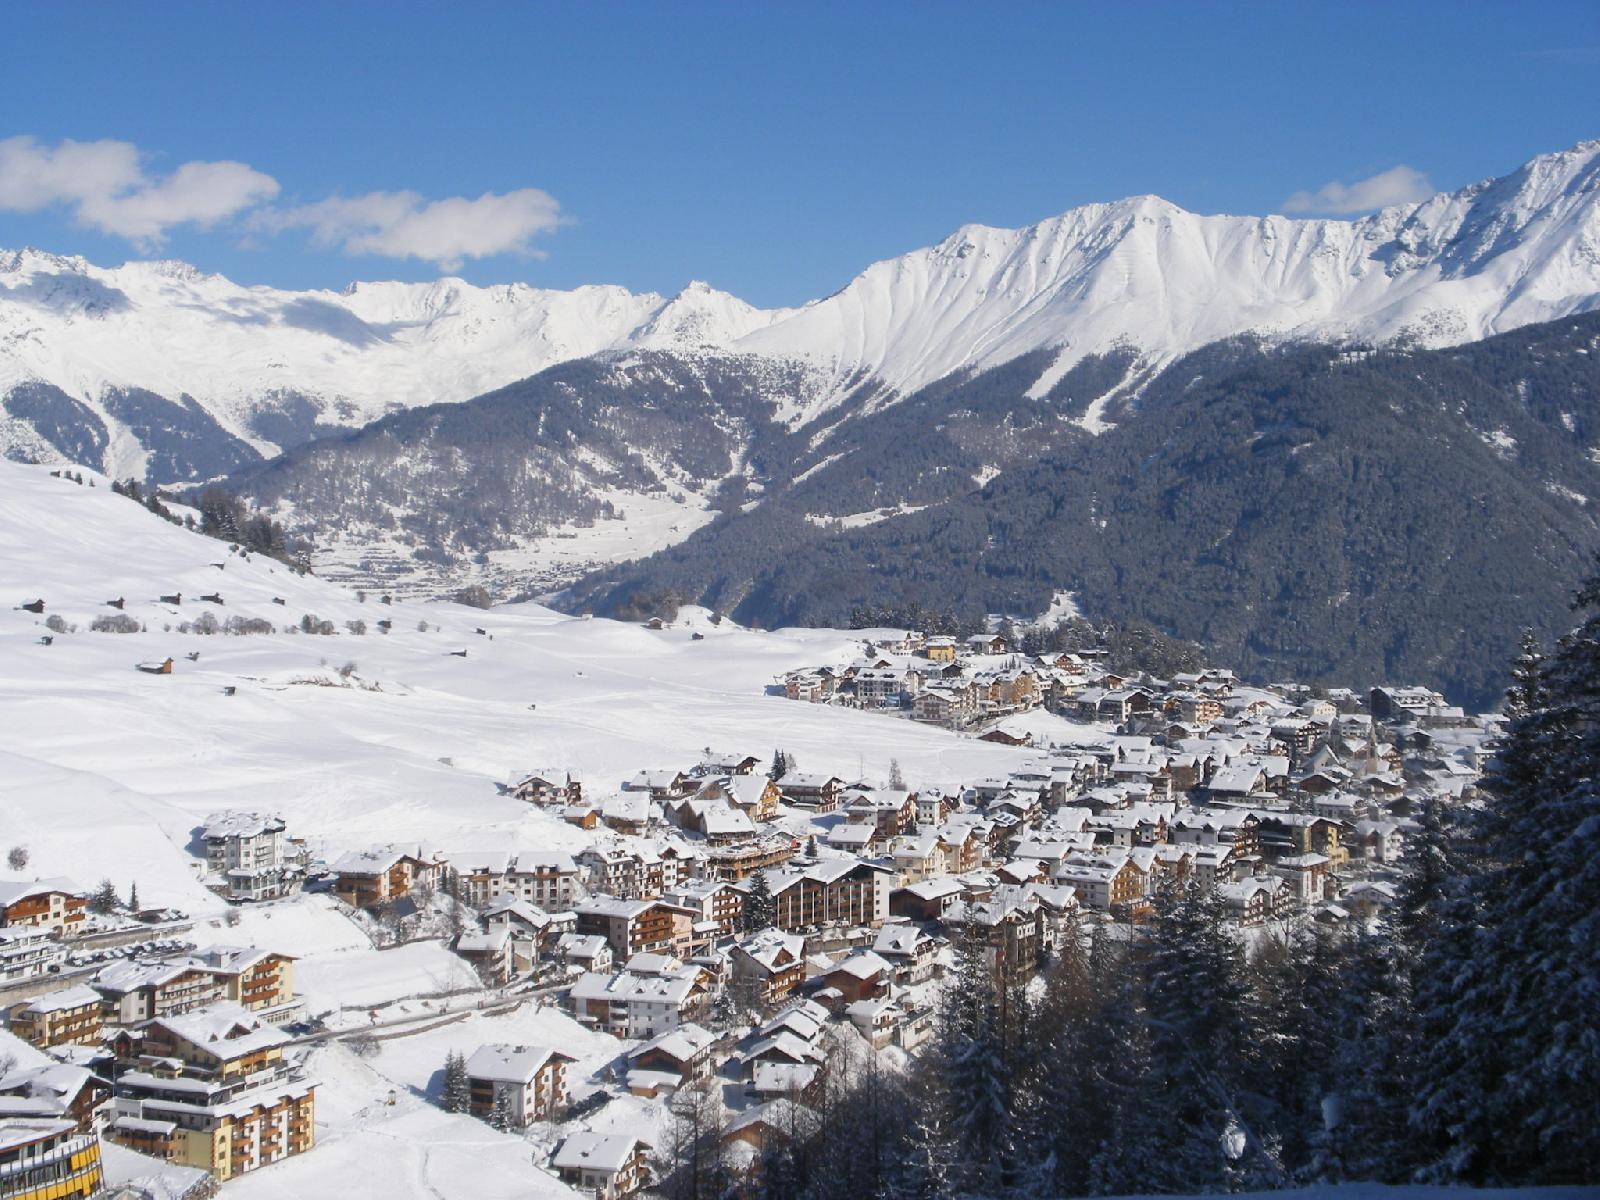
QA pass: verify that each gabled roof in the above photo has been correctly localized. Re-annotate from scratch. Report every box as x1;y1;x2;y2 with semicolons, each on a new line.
465;1042;572;1084
0;878;82;907
553;1132;648;1173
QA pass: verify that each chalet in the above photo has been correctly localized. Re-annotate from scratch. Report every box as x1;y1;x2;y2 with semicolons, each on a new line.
1370;685;1444;722
574;897;693;959
7;986;104;1050
0;880;87;938
845;788;917;839
815;951;892;1006
455;928;513;986
1255;814;1348;868
556;932;614;975
626;1022;717;1096
826;823;881;855
510;769;582;806
1218;875;1294;925
762;860;893;930
160;946;297;1013
552;1132;652;1199
1353;820;1404;863
570;957;709;1038
94;960;224;1025
890;877;965;922
845;998;900;1050
785;673;829;703
697;751;762;777
1053;855;1147;913
625;770;696;802
778;774;844;812
1272;853;1334;904
329;847;445;910
600;793;656;835
923;636;958;662
749;1061;821;1104
695;774;781;823
871;922;940;983
890;832;948;885
108;1003;316;1181
853;667;908;708
730;930;808;1006
660;880;743;940
664;797;758;844
0;1062;109;1133
966;633;1008;656
915;789;956;826
913;684;975;728
946;891;1043;986
705;837;799;883
465;1043;573;1126
1206;763;1268;800
201;812;292;901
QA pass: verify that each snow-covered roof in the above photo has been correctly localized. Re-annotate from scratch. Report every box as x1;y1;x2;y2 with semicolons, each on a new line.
465;1043;570;1084
553;1132;647;1173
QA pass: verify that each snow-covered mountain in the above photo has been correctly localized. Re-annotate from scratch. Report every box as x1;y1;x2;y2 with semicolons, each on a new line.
5;140;1600;482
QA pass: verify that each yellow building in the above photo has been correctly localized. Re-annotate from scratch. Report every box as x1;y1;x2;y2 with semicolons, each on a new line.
108;1002;316;1181
6;987;103;1050
0;1118;103;1200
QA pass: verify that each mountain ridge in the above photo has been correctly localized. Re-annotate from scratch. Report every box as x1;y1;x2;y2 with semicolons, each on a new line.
5;139;1600;484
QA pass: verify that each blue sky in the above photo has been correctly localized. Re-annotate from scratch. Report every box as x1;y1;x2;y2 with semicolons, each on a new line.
5;1;1599;306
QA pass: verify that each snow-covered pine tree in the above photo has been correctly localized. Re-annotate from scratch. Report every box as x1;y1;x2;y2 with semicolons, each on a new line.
90;878;118;914
1321;923;1421;1183
940;915;1010;1196
741;870;776;933
1138;878;1279;1191
442;1050;471;1114
489;1089;514;1131
1415;573;1600;1184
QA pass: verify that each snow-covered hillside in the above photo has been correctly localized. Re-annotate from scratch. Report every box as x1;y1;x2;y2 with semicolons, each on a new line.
0;460;1047;915
5;140;1600;480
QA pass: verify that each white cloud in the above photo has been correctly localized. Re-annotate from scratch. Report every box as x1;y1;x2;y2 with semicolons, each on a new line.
260;188;566;271
1282;164;1436;215
0;135;279;245
0;134;567;269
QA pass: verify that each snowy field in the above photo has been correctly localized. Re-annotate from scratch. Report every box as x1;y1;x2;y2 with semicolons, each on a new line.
0;461;1050;917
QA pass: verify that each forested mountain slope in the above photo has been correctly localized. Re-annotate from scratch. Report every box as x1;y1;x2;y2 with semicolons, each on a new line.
572;313;1600;709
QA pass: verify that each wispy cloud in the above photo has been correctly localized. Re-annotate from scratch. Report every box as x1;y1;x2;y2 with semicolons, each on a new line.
256;188;566;271
0;135;279;246
1283;164;1436;216
0;134;568;269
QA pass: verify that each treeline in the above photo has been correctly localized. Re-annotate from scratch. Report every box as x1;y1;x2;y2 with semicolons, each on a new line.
661;585;1600;1196
110;479;310;570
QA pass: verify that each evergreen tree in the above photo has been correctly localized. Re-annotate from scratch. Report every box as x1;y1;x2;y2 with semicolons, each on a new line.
1321;924;1421;1183
741;870;776;933
1415;568;1600;1184
1138;879;1279;1190
939;917;1010;1196
442;1050;470;1114
489;1089;513;1132
89;878;119;914
127;881;139;913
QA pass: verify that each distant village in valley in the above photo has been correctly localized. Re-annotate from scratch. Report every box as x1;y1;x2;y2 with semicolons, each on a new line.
0;617;1489;1200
